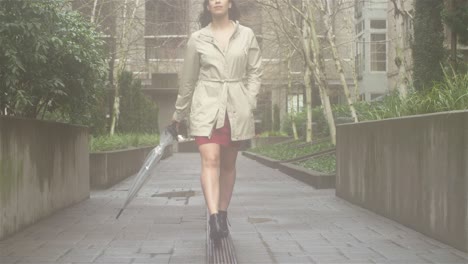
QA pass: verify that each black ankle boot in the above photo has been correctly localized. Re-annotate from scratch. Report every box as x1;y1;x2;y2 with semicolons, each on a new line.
209;213;222;241
218;210;229;238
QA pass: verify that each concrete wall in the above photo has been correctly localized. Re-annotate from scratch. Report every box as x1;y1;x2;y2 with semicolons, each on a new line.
0;116;89;240
90;145;173;189
336;111;468;251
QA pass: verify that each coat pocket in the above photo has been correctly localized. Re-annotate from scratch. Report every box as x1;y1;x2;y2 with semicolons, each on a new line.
240;83;256;110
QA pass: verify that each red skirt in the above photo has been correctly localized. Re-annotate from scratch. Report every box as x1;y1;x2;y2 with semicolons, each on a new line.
195;114;242;148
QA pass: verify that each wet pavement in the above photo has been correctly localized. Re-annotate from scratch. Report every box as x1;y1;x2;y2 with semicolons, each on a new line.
1;153;468;263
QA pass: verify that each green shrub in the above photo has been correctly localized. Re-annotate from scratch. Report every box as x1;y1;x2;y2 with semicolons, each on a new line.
117;71;159;134
417;69;468;112
250;140;333;161
258;130;288;137
282;70;467;140
282;107;338;139
354;70;468;120
295;153;336;174
90;133;159;152
0;0;107;125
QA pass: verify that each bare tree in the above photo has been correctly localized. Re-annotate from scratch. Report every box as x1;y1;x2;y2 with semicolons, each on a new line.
303;1;337;144
390;0;413;98
263;7;301;139
75;0;160;135
316;0;358;122
287;48;300;140
258;0;339;144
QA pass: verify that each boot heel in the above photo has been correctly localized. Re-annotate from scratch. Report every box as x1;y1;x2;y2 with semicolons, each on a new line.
209;214;223;240
218;210;229;238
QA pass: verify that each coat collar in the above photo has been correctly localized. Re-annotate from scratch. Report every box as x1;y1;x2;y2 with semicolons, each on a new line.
199;20;240;42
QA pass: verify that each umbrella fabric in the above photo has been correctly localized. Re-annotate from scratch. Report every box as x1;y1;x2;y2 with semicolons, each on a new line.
116;125;177;219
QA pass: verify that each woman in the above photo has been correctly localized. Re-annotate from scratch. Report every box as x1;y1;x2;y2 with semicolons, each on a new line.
172;0;262;241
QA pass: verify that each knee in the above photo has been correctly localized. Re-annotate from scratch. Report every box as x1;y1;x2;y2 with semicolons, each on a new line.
202;154;220;169
220;161;235;173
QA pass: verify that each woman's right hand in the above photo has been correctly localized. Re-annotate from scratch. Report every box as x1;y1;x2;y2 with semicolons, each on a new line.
171;119;180;134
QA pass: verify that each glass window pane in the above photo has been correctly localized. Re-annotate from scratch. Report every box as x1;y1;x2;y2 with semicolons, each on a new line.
370;20;386;29
370;34;386;72
371;34;386;41
376;53;386;61
377;62;386;71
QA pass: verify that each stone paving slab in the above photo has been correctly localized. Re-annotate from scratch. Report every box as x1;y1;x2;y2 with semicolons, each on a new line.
1;153;468;263
231;154;468;264
0;154;206;264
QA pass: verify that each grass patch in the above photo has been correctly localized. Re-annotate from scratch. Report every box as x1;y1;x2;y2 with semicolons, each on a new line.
250;139;333;161
90;133;159;152
295;153;336;174
258;130;289;137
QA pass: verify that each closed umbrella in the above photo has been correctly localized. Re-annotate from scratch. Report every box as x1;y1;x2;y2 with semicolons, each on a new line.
116;124;178;219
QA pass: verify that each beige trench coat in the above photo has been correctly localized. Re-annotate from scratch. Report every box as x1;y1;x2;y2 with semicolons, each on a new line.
172;21;262;141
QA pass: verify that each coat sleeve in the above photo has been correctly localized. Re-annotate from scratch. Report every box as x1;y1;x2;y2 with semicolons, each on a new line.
172;34;200;122
245;30;263;110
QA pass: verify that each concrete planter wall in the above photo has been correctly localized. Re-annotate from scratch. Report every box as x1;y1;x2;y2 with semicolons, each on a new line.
90;145;172;189
174;136;292;153
336;110;468;252
242;151;335;189
278;163;335;189
0;116;89;240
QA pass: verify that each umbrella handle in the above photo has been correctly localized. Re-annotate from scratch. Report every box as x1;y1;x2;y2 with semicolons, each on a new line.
166;122;178;141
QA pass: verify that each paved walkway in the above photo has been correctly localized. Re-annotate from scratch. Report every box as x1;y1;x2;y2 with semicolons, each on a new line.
1;153;468;263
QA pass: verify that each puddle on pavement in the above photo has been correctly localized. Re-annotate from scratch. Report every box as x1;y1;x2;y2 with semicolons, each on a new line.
248;217;275;224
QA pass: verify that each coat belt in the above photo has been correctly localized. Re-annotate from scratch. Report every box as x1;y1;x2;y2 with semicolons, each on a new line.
199;78;242;83
199;78;243;130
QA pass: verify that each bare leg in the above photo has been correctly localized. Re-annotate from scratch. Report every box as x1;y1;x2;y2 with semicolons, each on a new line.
198;143;221;215
218;145;239;211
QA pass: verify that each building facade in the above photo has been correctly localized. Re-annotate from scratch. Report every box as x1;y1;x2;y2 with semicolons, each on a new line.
354;0;389;101
386;0;468;94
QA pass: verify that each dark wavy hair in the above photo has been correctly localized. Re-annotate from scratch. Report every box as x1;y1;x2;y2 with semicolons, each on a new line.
199;0;240;28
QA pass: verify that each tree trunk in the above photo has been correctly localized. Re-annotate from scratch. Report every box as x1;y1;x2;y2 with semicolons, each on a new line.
391;0;410;98
449;0;458;70
307;3;336;145
321;0;359;122
301;1;314;142
287;49;299;140
109;0;140;135
91;0;98;23
304;66;313;142
350;55;360;102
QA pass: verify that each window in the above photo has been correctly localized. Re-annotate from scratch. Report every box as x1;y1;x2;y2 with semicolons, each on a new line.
145;0;187;36
152;73;178;88
370;20;386;29
145;37;187;60
287;94;303;113
370;34;386;72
